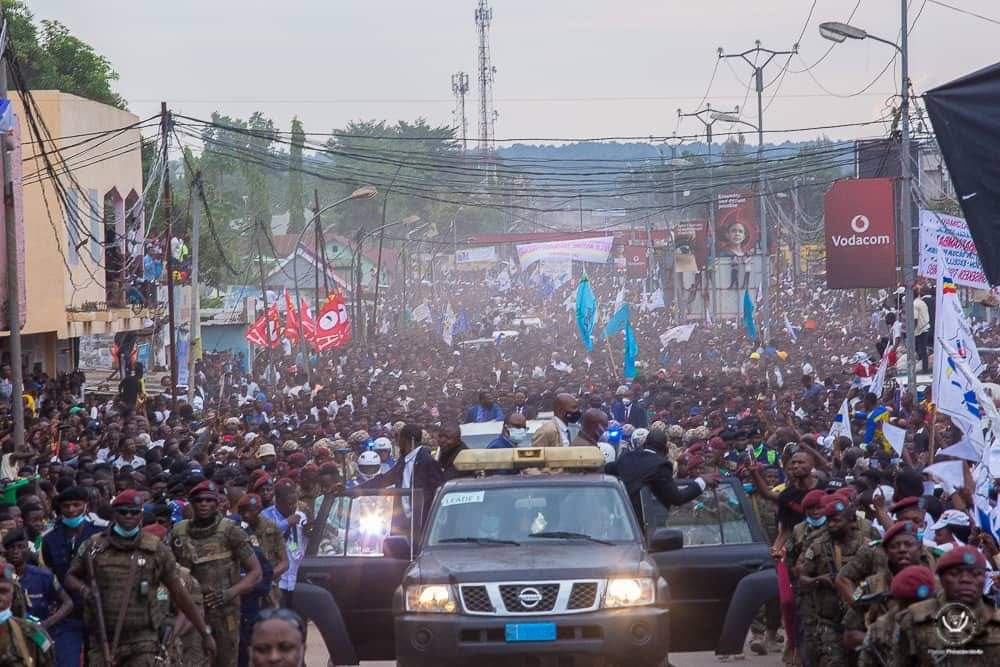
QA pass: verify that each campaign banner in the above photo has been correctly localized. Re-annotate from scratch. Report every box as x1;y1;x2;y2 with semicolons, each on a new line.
625;245;648;278
716;192;759;257
674;219;709;270
824;178;897;289
455;246;497;264
516;236;613;269
918;209;989;289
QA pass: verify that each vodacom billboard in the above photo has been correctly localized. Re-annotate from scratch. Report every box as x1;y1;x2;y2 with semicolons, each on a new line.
824;178;897;288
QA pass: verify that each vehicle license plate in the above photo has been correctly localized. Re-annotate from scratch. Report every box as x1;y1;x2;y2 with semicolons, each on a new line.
505;622;557;642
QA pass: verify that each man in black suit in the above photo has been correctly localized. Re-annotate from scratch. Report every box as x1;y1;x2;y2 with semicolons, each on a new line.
362;423;443;521
507;391;538;420
608;430;718;527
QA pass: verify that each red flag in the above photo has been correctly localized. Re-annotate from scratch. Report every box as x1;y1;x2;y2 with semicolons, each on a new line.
245;303;281;349
313;292;351;351
775;558;797;653
299;295;317;343
284;290;301;343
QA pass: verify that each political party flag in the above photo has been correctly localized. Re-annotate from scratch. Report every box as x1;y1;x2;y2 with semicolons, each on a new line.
411;302;431;323
313;292;351;351
882;422;906;456
784;315;798;343
442;302;457;347
829;399;853;444
624;322;639;378
934;267;985;422
284;290;302;343
870;343;891;398
603;303;630;339
575;275;597;351
742;290;757;340
659;324;697;346
299;295;317;342
245;303;281;349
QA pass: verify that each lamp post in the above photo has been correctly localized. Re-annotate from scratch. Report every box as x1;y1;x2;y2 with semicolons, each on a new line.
819;5;915;390
371;214;420;340
678;104;740;320
351;214;423;341
290;185;376;382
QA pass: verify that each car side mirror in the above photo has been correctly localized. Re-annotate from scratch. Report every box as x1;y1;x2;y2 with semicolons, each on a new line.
649;528;684;553
383;535;412;560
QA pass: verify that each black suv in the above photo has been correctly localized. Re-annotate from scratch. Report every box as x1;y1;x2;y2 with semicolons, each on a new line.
295;476;776;665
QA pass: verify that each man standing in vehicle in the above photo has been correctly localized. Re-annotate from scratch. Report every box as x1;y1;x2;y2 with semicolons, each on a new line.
531;393;580;447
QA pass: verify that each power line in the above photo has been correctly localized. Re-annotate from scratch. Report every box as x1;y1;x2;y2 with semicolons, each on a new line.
927;0;1000;26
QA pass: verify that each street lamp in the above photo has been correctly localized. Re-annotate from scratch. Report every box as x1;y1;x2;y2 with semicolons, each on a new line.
289;184;377;382
819;4;916;391
351;214;422;342
371;214;421;338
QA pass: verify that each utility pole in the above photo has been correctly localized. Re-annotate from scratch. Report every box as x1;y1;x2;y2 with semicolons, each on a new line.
719;40;798;343
451;72;470;152
161;102;178;413
254;220;275;387
791;175;801;288
677;104;738;320
1;16;24;451
578;194;584;231
475;0;496;152
314;189;329;297
899;0;916;390
187;172;201;405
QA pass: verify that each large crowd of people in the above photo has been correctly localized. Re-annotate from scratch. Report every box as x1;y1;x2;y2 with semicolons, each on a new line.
1;264;1000;665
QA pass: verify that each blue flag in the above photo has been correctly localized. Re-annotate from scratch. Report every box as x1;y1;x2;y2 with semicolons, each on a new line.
603;304;630;339
575;275;597;351
743;289;757;340
624;322;639;378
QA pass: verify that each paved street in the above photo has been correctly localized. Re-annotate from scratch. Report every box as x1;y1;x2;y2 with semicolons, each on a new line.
305;624;785;666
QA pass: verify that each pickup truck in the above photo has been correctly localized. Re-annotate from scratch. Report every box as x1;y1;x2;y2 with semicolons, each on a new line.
294;452;777;665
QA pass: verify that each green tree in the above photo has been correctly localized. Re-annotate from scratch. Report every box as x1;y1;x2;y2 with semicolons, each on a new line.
3;1;126;108
287;117;305;232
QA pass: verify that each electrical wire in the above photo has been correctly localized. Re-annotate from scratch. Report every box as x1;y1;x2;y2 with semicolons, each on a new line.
927;0;1000;26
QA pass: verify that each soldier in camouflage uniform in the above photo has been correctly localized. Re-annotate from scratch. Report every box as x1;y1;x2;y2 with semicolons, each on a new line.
798;494;866;667
783;488;827;664
0;565;54;667
858;565;936;667
64;491;215;667
237;493;287;607
836;520;937;650
171;481;261;667
893;546;1000;666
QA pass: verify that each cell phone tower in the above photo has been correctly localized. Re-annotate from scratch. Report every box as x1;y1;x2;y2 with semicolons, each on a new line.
475;0;497;153
451;72;470;152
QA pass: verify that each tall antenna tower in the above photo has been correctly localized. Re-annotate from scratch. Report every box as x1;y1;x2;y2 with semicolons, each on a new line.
451;72;470;152
475;0;497;152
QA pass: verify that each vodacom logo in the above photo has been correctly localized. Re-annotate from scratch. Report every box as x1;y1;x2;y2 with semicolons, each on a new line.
831;212;889;248
850;214;870;233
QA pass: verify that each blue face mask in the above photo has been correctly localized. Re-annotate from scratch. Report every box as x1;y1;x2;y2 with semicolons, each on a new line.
0;609;10;624
113;524;140;539
61;515;85;529
916;529;925;542
805;516;827;529
743;483;755;494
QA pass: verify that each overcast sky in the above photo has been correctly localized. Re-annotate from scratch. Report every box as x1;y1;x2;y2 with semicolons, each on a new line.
28;0;1000;145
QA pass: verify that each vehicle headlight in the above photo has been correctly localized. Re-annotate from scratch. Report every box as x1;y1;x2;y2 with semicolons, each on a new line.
405;584;457;613
603;578;655;608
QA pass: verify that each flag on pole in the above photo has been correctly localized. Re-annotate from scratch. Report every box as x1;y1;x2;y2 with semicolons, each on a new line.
659;324;697;346
442;303;457;347
829;399;853;443
313;292;351;351
742;289;757;340
870;341;893;397
603;304;630;339
784;315;798;343
284;290;301;343
934;268;985;421
624;322;639;378
246;303;281;349
575;275;597;351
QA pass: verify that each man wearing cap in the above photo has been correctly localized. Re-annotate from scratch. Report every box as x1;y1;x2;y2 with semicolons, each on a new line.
930;509;973;551
782;488;827;665
64;490;216;666
838;521;936;652
41;486;103;667
798;494;865;667
858;565;936;667
170;481;261;667
0;563;54;666
893;545;1000;665
3;528;72;631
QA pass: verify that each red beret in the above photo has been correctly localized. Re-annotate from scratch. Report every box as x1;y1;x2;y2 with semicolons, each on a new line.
936;545;988;574
890;565;936;601
250;476;272;493
236;493;262;511
687;443;705;455
881;521;920;546
301;464;319;477
287;452;307;467
802;490;827;511
708;436;727;451
189;480;220;500
288;469;301;481
112;489;145;509
822;495;849;517
890;496;923;514
835;487;858;502
274;477;296;491
142;524;167;540
685;455;705;468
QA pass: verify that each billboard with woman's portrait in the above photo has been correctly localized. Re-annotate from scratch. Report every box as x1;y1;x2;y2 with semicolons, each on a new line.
716;192;759;257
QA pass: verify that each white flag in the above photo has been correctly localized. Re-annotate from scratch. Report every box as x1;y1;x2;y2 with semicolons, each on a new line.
497;269;511;292
870;343;891;397
934;268;984;422
784;315;798;343
882;422;906;456
442;303;457;347
411;303;431;323
659;324;697;346
829;399;853;444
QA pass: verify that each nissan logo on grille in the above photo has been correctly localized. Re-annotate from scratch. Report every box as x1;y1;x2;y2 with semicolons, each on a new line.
517;587;543;609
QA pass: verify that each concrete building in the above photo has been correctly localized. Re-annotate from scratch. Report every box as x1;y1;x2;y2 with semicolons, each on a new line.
1;91;147;373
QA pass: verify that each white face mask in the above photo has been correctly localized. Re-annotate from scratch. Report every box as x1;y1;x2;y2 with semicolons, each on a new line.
508;428;528;444
622;398;632;406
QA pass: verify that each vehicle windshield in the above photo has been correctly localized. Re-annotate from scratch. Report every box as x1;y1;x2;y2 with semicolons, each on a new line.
426;484;636;546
